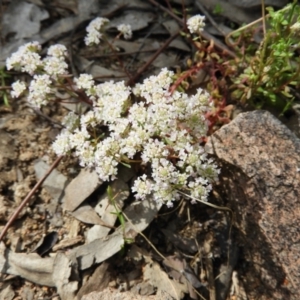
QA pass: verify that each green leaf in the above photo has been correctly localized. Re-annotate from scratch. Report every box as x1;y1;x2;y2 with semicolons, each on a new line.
120;162;131;168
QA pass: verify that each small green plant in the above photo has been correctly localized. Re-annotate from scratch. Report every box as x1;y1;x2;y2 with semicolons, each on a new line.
231;1;300;112
107;185;134;245
213;3;223;15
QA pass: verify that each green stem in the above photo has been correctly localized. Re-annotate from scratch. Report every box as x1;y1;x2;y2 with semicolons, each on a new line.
287;0;297;25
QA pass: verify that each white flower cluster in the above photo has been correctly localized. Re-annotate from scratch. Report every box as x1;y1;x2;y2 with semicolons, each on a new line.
6;22;218;206
7;18;133;106
84;17;133;45
52;68;219;207
187;15;206;34
117;24;132;40
6;42;68;108
84;17;109;45
28;74;53;107
11;80;26;98
44;44;68;78
6;42;42;75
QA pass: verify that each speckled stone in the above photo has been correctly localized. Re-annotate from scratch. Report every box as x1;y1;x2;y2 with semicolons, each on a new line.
206;110;300;299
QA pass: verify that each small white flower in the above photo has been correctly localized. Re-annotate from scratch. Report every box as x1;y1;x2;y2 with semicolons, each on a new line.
95;156;118;181
94;137;121;159
152;158;179;185
11;80;26;98
75;74;95;90
141;139;169;163
188;177;211;202
85;29;103;45
132;174;152;200
77;142;95;167
52;129;72;155
23;41;42;52
62;111;79;131
80;110;97;128
94;81;131;123
28;74;52;108
187;15;206;34
44;56;68;77
87;17;109;32
69;129;90;149
117;24;132;39
128;102;147;127
47;44;67;58
6;42;42;75
120;138;137;158
85;17;109;45
152;183;179;205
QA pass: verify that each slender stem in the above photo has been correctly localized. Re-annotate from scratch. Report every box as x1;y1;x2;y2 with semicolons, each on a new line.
126;31;179;86
287;0;297;25
103;36;133;82
261;0;266;36
0;156;64;242
147;0;236;58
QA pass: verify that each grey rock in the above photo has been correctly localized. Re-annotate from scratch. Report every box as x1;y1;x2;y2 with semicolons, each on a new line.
205;110;300;298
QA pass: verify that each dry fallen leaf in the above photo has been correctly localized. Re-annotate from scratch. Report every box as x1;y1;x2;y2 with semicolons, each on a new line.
70;195;162;270
2;0;49;40
108;11;155;31
63;169;102;212
0;242;55;286
52;253;78;300
71;204;115;228
34;158;68;203
0;284;15;300
143;254;187;300
76;262;111;299
87;178;129;243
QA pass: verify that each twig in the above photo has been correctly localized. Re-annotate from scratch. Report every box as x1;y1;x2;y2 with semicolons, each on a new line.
177;190;233;214
225;3;292;47
195;1;227;37
0;156;64;242
32;108;64;128
126;31;179;86
127;23;160;70
261;0;266;36
104;36;134;82
85;49;156;58
147;0;237;58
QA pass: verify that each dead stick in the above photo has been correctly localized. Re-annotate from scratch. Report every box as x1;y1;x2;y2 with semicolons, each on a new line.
195;1;227;37
147;0;237;58
0;156;64;242
126;31;179;86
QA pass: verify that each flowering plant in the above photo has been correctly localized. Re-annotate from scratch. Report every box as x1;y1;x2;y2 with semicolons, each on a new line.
230;1;300;112
187;14;206;34
6;16;219;207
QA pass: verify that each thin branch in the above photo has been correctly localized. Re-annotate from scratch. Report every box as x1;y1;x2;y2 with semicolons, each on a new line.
147;0;237;58
195;1;227;37
0;156;64;242
126;31;179;86
261;0;266;36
